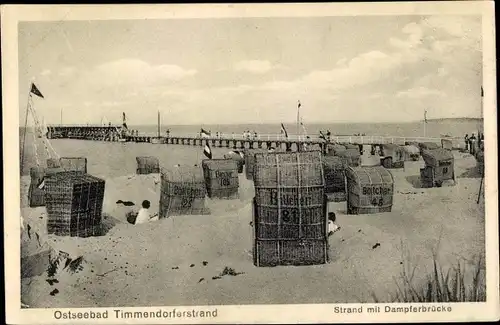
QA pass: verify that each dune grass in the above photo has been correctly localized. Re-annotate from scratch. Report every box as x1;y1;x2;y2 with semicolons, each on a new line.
373;240;486;303
390;256;485;303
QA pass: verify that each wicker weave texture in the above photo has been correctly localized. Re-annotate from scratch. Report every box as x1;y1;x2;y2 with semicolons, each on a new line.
327;144;346;156
44;172;105;237
345;166;394;214
202;159;239;199
136;156;160;175
253;151;327;246
322;156;346;194
244;149;268;181
223;153;244;173
253;239;328;267
336;148;361;167
159;166;208;217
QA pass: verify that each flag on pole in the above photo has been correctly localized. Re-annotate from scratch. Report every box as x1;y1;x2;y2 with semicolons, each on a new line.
319;131;327;141
201;128;211;138
481;86;484;97
280;123;288;139
30;83;44;98
424;110;428;123
122;112;128;129
204;143;212;159
37;178;45;190
229;150;244;159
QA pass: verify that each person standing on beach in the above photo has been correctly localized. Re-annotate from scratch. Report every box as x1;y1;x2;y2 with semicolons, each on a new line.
469;133;477;155
464;134;469;151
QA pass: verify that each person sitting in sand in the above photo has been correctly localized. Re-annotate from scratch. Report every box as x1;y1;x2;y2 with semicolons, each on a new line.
127;200;158;225
328;212;340;237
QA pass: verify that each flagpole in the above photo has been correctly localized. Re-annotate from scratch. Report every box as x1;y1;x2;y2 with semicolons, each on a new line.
20;87;32;174
479;86;483;138
423;109;427;138
60;108;63;126
157;110;160;138
296;101;300;141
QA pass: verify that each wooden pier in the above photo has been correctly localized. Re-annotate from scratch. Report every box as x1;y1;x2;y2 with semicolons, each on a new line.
46;124;462;153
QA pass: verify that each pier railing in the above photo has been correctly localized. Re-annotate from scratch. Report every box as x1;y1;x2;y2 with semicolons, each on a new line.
140;132;461;145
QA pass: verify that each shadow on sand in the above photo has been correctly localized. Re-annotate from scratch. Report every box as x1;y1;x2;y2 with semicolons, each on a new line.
458;167;483;179
93;213;120;237
405;175;423;189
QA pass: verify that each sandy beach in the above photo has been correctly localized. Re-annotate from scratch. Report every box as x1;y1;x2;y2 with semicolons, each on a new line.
20;147;485;307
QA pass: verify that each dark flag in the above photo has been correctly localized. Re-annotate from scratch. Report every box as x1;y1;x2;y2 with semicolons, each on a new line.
481;86;484;97
204;143;212;159
298;100;301;109
424;110;428;124
30;83;44;98
201;128;211;138
319;131;327;141
280;123;288;139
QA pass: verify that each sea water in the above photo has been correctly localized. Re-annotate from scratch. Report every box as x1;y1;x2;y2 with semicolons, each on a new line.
19;120;483;177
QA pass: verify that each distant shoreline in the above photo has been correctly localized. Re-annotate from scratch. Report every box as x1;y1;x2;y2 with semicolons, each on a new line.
424;117;484;123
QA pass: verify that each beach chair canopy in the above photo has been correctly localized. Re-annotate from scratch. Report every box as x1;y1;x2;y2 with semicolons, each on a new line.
345;166;394;186
421;149;454;167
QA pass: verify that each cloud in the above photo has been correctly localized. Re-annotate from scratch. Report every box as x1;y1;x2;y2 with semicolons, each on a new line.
396;87;445;99
234;60;274;74
38;16;482;125
92;59;197;87
40;69;51;76
258;50;402;95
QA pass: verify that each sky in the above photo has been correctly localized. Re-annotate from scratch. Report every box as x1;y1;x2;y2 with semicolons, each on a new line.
18;15;482;125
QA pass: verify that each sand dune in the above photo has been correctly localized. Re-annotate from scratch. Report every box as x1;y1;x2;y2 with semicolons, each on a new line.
20;151;485;307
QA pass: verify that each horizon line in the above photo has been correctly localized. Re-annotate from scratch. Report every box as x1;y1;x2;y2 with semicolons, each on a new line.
35;117;484;127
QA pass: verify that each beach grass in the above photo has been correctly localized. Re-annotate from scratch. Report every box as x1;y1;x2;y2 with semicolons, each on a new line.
373;253;486;303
